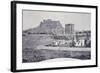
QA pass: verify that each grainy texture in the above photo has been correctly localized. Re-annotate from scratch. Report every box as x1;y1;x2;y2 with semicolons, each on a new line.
22;11;91;63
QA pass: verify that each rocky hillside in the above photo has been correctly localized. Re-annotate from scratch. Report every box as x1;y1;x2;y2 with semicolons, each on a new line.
23;19;64;36
22;19;65;49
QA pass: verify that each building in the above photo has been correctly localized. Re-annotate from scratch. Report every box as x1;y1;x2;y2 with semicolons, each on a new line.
75;31;91;40
65;24;74;40
74;31;91;47
65;24;74;34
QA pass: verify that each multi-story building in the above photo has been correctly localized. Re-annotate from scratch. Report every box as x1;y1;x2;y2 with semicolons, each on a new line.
65;24;74;34
65;24;74;40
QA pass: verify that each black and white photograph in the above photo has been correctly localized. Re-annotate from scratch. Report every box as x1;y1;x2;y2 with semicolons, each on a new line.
11;1;97;72
22;10;91;63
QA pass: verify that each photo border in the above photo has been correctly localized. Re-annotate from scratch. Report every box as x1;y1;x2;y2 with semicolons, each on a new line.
11;1;98;72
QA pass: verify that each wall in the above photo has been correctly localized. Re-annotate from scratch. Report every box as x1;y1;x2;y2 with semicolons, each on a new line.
0;0;99;73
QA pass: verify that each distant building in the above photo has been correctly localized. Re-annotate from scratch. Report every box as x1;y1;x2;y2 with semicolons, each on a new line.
65;24;74;39
65;24;74;34
75;31;91;40
74;31;91;47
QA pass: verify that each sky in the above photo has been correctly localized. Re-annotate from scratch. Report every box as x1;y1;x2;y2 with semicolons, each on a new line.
22;10;91;31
